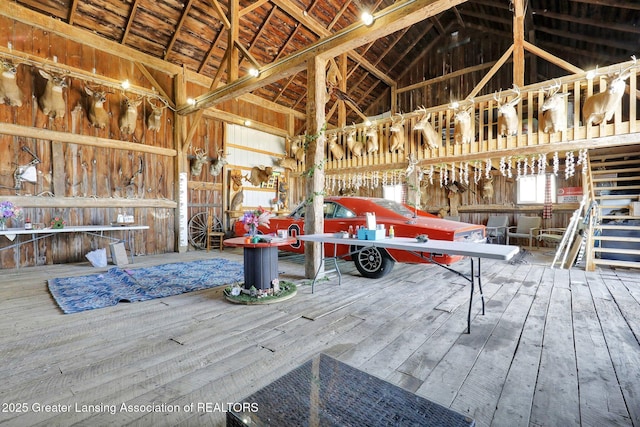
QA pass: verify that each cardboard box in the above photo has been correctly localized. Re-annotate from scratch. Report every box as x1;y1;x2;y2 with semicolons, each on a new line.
357;228;386;240
631;201;640;217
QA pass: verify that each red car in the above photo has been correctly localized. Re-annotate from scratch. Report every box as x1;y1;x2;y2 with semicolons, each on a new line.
235;196;486;278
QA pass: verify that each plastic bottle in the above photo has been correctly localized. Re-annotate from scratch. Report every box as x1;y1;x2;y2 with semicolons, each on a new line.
388;225;394;239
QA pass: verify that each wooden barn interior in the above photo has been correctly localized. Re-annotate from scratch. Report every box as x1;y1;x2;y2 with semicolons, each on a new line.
1;1;639;426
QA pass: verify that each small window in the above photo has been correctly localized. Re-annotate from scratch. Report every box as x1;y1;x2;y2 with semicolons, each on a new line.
383;184;405;203
517;174;556;204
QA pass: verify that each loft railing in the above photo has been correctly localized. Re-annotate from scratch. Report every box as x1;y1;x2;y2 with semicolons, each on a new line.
291;58;639;174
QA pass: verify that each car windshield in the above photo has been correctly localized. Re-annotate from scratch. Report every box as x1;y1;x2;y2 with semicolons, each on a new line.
372;199;415;217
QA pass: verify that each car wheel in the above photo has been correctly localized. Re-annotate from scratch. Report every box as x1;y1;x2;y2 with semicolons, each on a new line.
351;245;395;279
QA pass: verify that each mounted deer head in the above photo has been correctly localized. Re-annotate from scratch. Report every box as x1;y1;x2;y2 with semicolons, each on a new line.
0;59;23;107
452;100;474;144
541;80;569;133
389;113;405;152
344;123;363;157
413;106;439;150
583;56;637;126
479;175;494;201
190;148;208;177
84;86;110;129
365;124;379;153
38;69;67;119
327;132;345;160
146;98;167;132
494;84;521;136
291;136;305;162
209;149;228;176
119;95;142;135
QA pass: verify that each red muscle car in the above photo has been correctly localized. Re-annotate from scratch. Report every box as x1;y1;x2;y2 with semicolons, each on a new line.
234;196;486;278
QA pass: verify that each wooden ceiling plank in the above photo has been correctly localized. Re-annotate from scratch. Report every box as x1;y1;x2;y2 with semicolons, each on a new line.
208;0;231;28
176;0;464;114
568;0;640;11
164;0;196;61
271;0;394;86
537;25;638;52
121;0;142;44
68;0;80;25
328;0;354;30
198;30;226;74
239;0;270;17
533;9;640;35
390;22;434;75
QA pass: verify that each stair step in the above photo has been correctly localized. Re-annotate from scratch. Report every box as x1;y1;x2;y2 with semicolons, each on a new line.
600;215;640;220
590;166;640;175
592;259;640;269
594;185;640;192
595;194;638;200
592;176;640;183
593;247;640;255
592;235;640;243
594;224;640;231
590;157;640;165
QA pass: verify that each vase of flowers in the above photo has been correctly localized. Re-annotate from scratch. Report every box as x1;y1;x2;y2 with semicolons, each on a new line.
240;207;273;236
0;201;22;231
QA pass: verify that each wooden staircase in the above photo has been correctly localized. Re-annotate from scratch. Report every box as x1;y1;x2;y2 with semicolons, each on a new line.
586;146;640;270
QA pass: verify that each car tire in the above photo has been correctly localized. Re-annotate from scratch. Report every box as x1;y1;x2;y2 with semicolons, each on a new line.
351;245;395;279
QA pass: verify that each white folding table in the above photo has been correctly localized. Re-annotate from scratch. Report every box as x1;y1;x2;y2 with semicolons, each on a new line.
297;233;520;333
0;225;149;266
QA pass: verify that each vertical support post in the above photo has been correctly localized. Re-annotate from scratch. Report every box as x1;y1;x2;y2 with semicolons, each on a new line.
513;0;525;87
304;56;327;279
174;70;189;253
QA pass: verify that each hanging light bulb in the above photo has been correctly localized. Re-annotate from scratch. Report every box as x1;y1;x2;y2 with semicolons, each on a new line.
361;11;374;26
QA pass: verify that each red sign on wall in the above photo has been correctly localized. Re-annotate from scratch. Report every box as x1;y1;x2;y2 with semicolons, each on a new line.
557;187;583;203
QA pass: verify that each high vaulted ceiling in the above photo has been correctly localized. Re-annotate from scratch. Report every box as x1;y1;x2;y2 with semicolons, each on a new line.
10;0;640;125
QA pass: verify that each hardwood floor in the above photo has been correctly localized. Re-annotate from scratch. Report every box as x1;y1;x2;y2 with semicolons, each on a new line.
0;248;638;426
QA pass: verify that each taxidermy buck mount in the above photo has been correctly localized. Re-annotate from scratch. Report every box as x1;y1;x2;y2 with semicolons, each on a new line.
0;59;23;107
344;123;363;157
146;98;167;132
209;149;228;177
413;106;439;150
119;94;142;136
389;113;406;152
84;86;110;129
38;69;67;119
452;100;474;144
541;81;569;133
190;148;208;176
583;56;637;126
494;84;522;136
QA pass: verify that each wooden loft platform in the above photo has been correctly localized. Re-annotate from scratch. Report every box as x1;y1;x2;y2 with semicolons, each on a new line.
284;58;640;174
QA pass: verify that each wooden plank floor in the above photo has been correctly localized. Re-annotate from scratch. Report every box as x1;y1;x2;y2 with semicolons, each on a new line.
0;248;639;427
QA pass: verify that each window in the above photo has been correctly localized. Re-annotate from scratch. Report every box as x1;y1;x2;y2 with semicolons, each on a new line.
383;184;405;203
517;174;556;204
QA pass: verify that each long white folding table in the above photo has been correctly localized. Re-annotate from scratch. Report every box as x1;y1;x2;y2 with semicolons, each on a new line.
0;225;149;266
297;233;520;333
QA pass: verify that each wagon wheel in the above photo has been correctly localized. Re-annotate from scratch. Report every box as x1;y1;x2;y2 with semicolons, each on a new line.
188;211;223;250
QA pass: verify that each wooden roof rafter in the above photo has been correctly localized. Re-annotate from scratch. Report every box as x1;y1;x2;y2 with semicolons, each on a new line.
163;0;197;61
68;0;80;25
120;0;142;45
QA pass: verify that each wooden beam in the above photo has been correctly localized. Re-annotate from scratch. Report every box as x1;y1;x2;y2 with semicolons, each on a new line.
304;56;327;279
227;0;239;82
178;0;469;114
0;123;176;157
523;41;583;74
135;63;176;109
208;0;231;28
121;0;142;44
467;45;514;99
164;0;196;61
271;0;394;86
239;0;270;16
513;0;525;87
67;0;80;25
